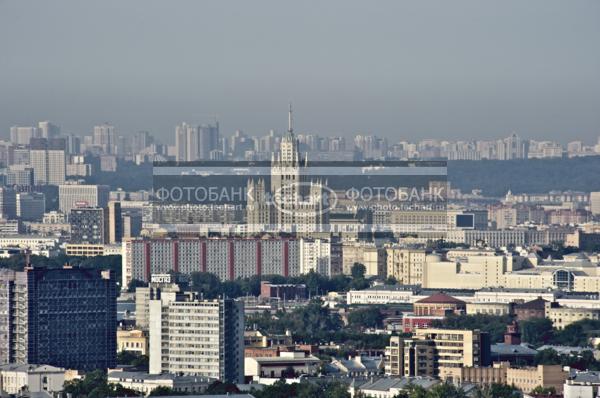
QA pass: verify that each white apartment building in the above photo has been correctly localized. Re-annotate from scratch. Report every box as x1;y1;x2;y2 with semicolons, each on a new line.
148;294;244;383
299;238;331;276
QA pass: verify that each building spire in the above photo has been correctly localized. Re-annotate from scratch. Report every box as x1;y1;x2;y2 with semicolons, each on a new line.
288;102;293;135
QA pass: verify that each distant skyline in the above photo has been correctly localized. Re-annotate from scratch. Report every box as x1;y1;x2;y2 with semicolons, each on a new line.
1;0;599;143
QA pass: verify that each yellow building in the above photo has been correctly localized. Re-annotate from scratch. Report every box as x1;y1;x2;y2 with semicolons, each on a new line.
117;329;149;355
385;247;426;285
385;328;488;377
545;301;600;330
440;363;567;394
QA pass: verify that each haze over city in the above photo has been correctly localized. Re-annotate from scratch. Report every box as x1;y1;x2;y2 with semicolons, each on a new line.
1;0;599;142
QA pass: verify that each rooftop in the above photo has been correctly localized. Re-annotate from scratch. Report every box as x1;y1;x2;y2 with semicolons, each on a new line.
416;292;466;305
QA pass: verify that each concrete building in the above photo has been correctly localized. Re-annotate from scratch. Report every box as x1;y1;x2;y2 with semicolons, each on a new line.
134;274;182;330
440;363;567;394
107;371;213;396
58;184;110;215
16;192;45;221
0;267;116;371
29;138;66;186
385;328;491;377
122;237;301;289
299;238;331;276
342;241;386;277
259;281;307;300
0;187;17;220
591;192;600;216
107;201;122;244
385;247;427;285
149;293;244;383
0;364;66;395
69;207;107;244
6;165;34;187
546;301;600;330
244;351;320;380
117;329;149;355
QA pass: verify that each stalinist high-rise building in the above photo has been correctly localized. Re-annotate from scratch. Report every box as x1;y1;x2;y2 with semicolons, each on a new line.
247;104;329;234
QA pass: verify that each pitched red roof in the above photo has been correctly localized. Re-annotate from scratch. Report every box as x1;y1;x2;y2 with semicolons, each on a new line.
416;292;466;305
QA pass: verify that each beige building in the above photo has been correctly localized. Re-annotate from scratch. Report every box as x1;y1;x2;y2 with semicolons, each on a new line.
342;241;386;277
466;302;514;316
117;329;149;355
546;301;600;330
385;328;488;377
424;250;600;293
385;247;426;285
441;363;566;394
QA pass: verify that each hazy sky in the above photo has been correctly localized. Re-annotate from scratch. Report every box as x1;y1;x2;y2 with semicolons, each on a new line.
1;0;599;144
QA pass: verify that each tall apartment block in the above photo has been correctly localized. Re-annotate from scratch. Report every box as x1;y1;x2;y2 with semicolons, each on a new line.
149;293;244;383
29;138;66;186
122;237;300;288
0;267;116;371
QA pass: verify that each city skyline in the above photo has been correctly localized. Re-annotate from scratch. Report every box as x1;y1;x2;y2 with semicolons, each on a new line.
1;0;599;142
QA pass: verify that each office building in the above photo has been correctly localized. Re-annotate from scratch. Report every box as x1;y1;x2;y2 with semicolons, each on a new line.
16;192;45;221
149;293;244;383
29;138;66;185
69;207;107;244
0;267;116;370
6;165;34;187
0;187;17;220
58;184;110;215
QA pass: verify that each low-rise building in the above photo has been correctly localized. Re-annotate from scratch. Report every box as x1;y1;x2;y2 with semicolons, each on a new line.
440;363;567;394
0;364;66;395
244;351;320;380
546;301;600;329
107;371;213;395
117;329;148;355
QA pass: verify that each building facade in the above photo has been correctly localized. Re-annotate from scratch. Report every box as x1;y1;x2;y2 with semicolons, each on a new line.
0;267;116;370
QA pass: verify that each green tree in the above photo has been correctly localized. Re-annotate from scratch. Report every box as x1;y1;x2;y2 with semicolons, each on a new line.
520;318;554;346
351;263;366;279
347;307;384;330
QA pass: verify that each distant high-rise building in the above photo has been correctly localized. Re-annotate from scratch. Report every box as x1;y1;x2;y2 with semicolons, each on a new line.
37;121;60;139
0;187;17;220
93;124;117;154
10;126;41;145
175;122;219;161
149;293;244;383
70;207;107;244
29;138;66;185
0;267;116;371
58;184;110;215
6;165;34;187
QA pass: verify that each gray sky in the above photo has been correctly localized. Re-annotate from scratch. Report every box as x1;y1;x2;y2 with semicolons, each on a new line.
1;0;599;144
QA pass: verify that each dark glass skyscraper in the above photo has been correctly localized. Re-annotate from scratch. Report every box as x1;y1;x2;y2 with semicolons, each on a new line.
0;266;116;371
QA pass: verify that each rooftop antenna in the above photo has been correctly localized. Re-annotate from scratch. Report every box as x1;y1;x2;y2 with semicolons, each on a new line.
288;102;293;135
